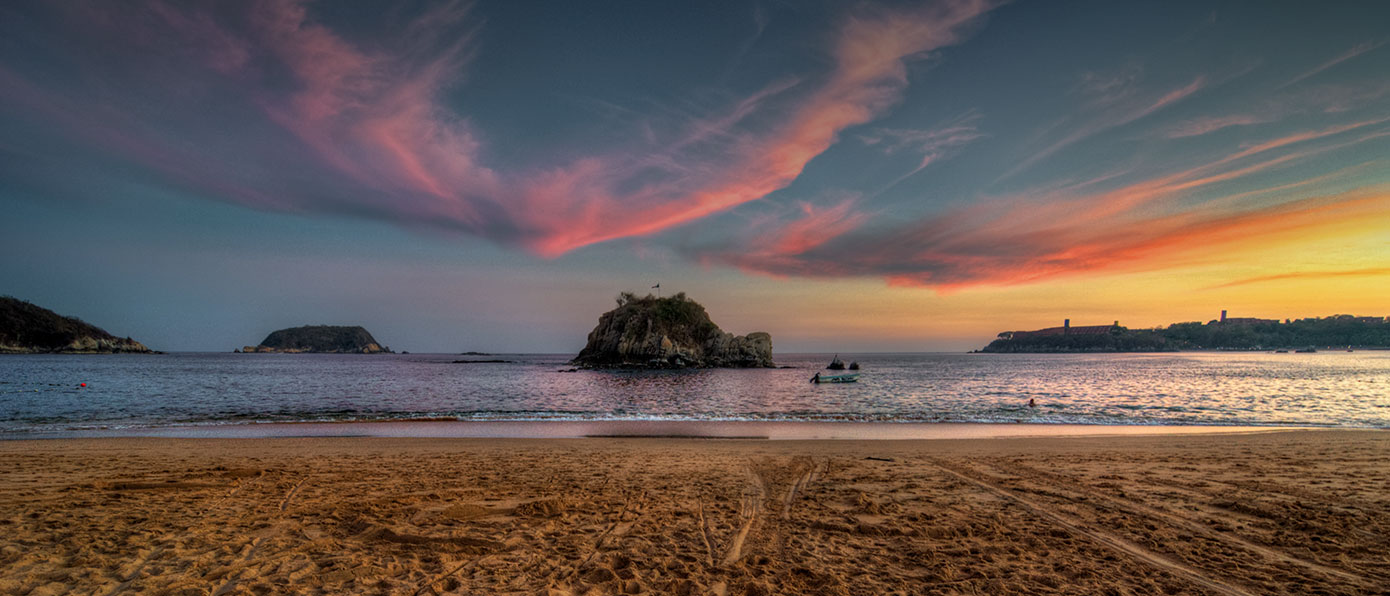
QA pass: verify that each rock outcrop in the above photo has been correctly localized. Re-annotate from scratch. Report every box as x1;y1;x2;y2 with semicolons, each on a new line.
572;293;773;368
241;325;391;354
0;296;153;354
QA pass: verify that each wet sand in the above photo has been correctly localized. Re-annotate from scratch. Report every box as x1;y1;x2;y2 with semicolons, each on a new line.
1;430;1387;595
12;420;1297;440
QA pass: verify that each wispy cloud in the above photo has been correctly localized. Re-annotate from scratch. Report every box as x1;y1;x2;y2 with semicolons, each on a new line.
5;0;1388;298
704;187;1390;291
1206;267;1390;290
2;0;501;230
1000;75;1208;180
691;117;1390;289
512;0;1000;255
1279;40;1386;90
1075;63;1143;105
1162;113;1274;138
862;110;984;163
696;195;870;275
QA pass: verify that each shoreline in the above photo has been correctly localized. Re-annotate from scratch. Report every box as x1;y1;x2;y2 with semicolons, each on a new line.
1;419;1335;441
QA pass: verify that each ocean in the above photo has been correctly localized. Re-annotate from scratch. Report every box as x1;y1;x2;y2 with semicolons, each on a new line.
2;351;1388;437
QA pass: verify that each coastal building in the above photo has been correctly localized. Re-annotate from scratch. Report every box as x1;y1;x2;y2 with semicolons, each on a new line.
996;320;1121;340
1209;310;1278;326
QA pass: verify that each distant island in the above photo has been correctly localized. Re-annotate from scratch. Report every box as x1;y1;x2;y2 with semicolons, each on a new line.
981;312;1390;353
239;325;392;354
573;292;773;368
0;296;153;354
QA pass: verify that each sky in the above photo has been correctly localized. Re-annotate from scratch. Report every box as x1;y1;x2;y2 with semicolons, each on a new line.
1;0;1387;353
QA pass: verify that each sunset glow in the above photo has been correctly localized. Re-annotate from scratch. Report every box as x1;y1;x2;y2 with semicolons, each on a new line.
1;0;1386;352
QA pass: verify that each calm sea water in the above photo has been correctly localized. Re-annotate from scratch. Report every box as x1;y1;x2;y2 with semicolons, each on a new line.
1;352;1388;434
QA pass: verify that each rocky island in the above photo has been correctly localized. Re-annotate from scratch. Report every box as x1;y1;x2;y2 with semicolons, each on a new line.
573;292;773;368
240;325;392;354
0;296;153;354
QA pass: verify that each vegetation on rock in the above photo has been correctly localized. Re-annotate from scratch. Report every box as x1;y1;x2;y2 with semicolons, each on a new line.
0;296;152;353
243;325;391;354
574;293;773;368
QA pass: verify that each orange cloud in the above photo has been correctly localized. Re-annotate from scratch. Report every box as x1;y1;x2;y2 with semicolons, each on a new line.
897;189;1390;290
694;118;1390;291
1206;267;1390;289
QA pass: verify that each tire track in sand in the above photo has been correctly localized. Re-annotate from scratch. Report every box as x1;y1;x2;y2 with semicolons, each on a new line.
781;459;824;521
988;460;1373;585
720;464;766;567
931;460;1254;596
100;547;164;596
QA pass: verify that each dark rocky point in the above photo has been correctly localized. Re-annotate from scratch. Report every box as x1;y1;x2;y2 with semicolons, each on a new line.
572;292;773;368
241;325;391;354
0;296;153;354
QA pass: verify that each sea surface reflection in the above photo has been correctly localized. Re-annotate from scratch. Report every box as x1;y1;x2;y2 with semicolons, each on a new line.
1;351;1388;433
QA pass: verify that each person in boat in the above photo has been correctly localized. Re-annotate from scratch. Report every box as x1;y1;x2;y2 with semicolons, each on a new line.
811;372;821;384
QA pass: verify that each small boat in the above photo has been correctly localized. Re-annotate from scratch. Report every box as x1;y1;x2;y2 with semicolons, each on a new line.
1294;347;1317;353
827;355;846;370
812;372;859;383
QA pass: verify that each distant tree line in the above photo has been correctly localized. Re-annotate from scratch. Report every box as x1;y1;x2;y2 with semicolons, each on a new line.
981;315;1390;352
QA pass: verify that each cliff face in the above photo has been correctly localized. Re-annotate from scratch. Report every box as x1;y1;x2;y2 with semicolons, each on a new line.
573;293;773;368
0;296;153;354
243;325;391;354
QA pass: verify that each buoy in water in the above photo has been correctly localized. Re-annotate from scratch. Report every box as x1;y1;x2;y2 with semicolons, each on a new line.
79;383;86;388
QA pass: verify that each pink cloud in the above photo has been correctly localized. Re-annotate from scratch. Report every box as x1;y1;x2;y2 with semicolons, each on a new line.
2;0;1000;257
1139;76;1207;118
0;0;504;233
243;0;500;225
13;0;1383;296
510;0;1000;255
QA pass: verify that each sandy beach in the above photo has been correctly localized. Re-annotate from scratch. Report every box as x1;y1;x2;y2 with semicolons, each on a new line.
1;430;1387;595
